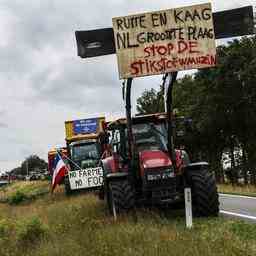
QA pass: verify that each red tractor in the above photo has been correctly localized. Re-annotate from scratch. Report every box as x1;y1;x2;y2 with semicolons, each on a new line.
100;74;219;217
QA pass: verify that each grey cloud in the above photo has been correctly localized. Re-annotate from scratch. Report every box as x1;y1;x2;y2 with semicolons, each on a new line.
0;109;6;115
0;122;7;128
0;110;7;128
27;54;121;111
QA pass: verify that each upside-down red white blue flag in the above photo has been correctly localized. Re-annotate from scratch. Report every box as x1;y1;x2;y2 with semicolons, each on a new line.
51;153;67;192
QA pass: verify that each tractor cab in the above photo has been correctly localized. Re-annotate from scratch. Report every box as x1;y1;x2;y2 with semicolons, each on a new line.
107;113;190;168
132;114;168;153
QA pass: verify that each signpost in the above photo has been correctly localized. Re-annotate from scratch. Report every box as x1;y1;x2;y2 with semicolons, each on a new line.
75;6;254;59
112;3;216;79
185;187;193;228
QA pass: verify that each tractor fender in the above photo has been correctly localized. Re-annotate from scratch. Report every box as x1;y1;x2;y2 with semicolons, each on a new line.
101;158;111;174
185;162;209;171
99;160;128;200
106;172;129;181
183;162;209;184
101;153;120;174
99;172;129;200
101;158;128;184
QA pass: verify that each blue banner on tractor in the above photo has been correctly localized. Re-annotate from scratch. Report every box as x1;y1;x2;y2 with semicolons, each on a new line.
73;118;98;134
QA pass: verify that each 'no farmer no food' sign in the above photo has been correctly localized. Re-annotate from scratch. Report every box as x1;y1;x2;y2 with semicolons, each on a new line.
112;3;217;79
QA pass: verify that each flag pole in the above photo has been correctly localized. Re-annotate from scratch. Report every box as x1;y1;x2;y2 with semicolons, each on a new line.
56;149;83;171
51;149;73;194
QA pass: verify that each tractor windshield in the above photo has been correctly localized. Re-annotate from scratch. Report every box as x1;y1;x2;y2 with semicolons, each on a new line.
70;142;100;168
132;123;167;152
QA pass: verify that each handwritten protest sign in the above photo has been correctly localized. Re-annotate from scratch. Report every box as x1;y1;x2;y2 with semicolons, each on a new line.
112;3;216;79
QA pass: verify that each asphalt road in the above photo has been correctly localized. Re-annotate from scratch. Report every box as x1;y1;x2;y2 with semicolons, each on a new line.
219;193;256;222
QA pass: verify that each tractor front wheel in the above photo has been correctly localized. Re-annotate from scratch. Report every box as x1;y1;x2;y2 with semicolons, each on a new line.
187;169;219;217
107;179;135;216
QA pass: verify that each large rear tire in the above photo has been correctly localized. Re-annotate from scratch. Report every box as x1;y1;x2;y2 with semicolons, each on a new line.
107;179;135;216
188;169;219;217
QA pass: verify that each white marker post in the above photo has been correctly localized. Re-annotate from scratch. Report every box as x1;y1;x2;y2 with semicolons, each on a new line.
185;187;193;228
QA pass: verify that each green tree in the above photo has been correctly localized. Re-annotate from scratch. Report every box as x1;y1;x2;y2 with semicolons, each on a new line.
11;155;47;176
136;87;164;114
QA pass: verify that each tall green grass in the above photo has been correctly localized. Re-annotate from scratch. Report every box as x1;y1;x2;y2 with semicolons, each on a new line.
0;182;255;256
218;184;256;197
0;181;50;204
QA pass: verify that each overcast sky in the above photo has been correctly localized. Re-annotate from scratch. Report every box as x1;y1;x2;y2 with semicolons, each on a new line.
0;0;255;172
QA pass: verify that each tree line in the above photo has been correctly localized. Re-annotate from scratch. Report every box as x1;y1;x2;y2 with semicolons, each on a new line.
10;155;47;176
136;36;256;185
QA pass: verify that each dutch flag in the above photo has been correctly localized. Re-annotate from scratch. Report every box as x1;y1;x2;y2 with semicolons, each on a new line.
51;152;68;192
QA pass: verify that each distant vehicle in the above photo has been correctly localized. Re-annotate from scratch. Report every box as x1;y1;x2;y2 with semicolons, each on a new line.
0;180;9;187
25;173;47;181
25;175;37;181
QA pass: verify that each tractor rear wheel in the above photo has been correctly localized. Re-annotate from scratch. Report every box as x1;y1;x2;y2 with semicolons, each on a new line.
107;179;135;216
188;169;219;217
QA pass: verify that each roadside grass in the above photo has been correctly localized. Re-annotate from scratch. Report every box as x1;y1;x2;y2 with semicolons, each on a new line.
0;181;50;204
218;183;256;197
0;182;255;256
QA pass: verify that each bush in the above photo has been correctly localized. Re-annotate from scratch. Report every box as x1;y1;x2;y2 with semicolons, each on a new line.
8;191;27;205
16;217;48;245
0;219;11;238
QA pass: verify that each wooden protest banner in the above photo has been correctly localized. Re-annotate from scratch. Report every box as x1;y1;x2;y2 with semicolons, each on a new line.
112;3;217;79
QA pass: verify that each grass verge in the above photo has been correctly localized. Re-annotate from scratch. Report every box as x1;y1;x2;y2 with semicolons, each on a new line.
0;181;50;204
218;183;256;197
0;182;255;256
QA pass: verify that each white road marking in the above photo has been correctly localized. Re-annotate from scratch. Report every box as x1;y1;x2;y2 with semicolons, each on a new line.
219;193;256;200
220;210;256;221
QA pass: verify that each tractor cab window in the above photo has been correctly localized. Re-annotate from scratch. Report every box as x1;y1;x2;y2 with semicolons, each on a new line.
132;123;167;152
70;143;100;168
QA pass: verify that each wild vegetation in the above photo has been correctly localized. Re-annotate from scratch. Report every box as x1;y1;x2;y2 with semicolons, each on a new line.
0;181;49;204
9;154;47;176
136;36;256;185
0;182;255;256
218;184;256;197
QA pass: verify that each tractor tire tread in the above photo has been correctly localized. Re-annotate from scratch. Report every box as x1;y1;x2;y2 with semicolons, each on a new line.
188;169;219;217
108;179;135;214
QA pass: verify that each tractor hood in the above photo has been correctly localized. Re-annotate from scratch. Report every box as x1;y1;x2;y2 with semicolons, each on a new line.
139;150;172;169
